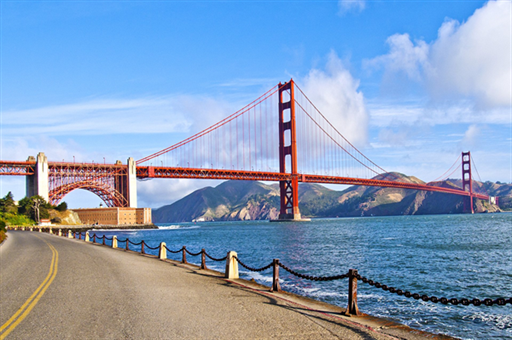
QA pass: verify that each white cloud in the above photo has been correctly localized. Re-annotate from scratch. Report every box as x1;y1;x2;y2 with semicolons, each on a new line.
427;1;511;108
368;100;509;128
365;0;511;110
300;51;369;147
1;136;88;162
3;95;233;137
460;124;481;148
364;33;429;81
338;0;365;14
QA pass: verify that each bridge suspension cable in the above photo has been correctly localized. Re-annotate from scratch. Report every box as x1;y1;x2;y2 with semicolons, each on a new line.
136;84;282;168
293;84;400;181
429;154;462;183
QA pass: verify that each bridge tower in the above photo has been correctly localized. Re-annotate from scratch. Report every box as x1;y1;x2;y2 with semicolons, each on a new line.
462;151;474;214
277;80;305;221
26;152;49;203
113;157;138;208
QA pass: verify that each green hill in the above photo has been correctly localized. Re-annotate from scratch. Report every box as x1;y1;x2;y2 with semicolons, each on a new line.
152;175;510;223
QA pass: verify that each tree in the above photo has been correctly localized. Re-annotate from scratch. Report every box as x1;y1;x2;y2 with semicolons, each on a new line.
32;197;43;223
0;192;18;214
18;195;49;222
56;202;67;212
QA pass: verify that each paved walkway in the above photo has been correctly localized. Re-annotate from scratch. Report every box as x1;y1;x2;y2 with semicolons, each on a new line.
0;232;453;339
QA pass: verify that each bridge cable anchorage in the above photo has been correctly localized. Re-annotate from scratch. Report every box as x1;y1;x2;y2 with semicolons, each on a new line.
356;274;512;306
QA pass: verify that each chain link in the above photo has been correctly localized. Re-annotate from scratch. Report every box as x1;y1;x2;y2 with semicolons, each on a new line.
185;248;203;256
234;256;273;272
164;245;184;254
204;251;227;262
79;232;512;308
278;262;350;281
128;240;144;246
356;274;512;307
144;243;160;250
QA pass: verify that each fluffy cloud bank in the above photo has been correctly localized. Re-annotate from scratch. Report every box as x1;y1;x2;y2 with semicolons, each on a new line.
366;0;511;110
301;51;369;146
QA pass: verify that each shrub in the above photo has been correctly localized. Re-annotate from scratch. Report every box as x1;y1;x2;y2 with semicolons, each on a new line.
56;202;67;212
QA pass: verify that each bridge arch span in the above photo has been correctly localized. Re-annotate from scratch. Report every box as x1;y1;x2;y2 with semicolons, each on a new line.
49;180;128;208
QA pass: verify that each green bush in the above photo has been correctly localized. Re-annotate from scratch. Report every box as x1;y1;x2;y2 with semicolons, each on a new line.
56;202;68;212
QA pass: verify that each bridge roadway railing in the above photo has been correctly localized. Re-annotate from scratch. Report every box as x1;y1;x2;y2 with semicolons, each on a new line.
135;166;489;200
8;226;510;316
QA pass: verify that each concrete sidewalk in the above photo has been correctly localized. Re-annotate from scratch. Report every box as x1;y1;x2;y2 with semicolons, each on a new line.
1;231;455;339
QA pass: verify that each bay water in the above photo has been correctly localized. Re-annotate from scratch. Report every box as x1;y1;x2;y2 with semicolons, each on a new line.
92;213;511;339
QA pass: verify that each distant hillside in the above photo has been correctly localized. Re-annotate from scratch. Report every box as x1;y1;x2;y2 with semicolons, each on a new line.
152;175;510;223
152;181;280;223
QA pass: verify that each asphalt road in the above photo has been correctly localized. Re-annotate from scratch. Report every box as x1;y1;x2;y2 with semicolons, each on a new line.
0;231;440;340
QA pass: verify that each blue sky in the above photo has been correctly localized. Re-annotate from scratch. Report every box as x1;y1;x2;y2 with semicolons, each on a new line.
1;0;511;209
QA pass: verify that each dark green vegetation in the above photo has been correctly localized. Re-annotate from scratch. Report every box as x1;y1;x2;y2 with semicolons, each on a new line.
153;175;511;223
0;192;68;229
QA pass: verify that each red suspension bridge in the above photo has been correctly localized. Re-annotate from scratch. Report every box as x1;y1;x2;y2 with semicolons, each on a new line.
0;80;490;218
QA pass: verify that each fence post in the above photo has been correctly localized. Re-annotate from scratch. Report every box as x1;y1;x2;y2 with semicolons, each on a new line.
85;232;90;242
102;235;106;245
68;230;73;238
93;234;96;243
141;241;145;254
49;227;52;235
201;249;207;270
159;242;167;260
225;251;239;279
126;238;130;251
346;269;361;316
29;227;33;232
271;259;281;292
39;228;42;233
58;229;62;236
182;246;187;264
112;236;118;249
79;232;82;240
